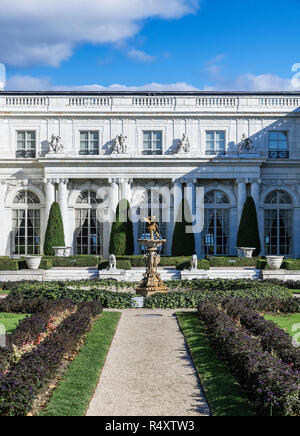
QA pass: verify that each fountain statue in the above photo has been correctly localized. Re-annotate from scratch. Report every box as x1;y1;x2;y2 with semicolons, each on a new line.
136;216;168;296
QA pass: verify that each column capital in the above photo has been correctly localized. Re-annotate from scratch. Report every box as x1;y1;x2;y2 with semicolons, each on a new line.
182;178;197;185
250;178;262;185
108;178;120;185
58;178;69;184
172;178;182;185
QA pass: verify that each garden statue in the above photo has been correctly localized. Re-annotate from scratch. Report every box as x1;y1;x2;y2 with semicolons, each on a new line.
111;134;128;154
176;133;191;154
144;216;160;240
49;135;64;154
109;254;117;270
190;254;198;271
136;217;168;296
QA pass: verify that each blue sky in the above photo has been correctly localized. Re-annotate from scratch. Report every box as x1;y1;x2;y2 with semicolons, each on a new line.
1;0;300;91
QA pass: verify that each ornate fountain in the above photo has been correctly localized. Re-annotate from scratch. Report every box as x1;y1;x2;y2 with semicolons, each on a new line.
136;217;168;296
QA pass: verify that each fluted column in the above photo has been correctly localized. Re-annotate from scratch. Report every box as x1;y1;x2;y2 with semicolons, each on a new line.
58;178;69;234
0;181;7;256
120;178;133;204
251;180;260;211
44;179;55;221
173;179;182;223
185;179;196;238
109;178;119;216
237;179;247;225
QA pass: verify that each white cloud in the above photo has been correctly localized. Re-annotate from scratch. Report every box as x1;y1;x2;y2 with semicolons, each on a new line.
6;75;199;92
127;49;156;63
205;73;300;91
0;0;200;67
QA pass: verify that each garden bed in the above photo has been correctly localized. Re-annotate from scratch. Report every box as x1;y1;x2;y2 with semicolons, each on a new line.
0;279;295;309
0;297;103;416
197;299;300;416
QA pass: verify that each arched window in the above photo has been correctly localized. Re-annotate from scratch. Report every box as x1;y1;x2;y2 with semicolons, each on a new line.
203;190;230;256
75;190;103;255
138;189;166;254
12;190;41;255
264;190;293;256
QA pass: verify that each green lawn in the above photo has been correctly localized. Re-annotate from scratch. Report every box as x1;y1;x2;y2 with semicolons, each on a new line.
0;290;8;295
265;313;300;337
40;311;121;416
290;289;300;295
0;313;28;334
177;312;253;416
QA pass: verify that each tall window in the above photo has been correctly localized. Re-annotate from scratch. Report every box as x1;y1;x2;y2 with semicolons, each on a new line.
143;131;163;155
12;191;41;255
206;131;226;155
138;189;166;254
16;131;36;158
203;190;230;256
80;131;99;155
75;191;103;255
264;190;293;256
269;131;289;159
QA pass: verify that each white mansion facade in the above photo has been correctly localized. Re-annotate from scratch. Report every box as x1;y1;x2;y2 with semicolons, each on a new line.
0;91;300;259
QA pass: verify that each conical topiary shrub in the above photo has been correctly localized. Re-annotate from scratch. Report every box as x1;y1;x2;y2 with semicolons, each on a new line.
172;199;195;256
109;199;134;256
237;196;261;256
43;202;65;256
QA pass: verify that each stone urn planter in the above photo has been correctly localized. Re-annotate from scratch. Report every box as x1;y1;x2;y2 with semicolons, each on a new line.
240;247;256;258
53;247;72;257
236;247;243;258
26;256;42;270
53;247;66;257
63;247;72;257
266;256;284;270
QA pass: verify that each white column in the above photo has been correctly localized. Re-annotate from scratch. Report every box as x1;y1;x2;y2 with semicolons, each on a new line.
109;178;119;216
58;178;69;244
251;180;260;211
173;179;182;223
44;179;55;222
251;179;263;254
237;179;247;225
0;181;7;256
120;178;133;204
185;180;196;247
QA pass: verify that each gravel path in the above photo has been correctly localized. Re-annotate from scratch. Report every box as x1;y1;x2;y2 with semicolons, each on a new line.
86;309;210;417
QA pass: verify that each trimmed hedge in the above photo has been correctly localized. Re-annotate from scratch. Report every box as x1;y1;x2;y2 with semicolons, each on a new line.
172;200;195;256
176;258;210;271
99;260;132;271
223;299;300;370
0;301;102;416
50;256;99;268
198;301;299;416
43;202;65;256
0;260;19;271
208;256;259;267
237;196;261;256
109;200;134;256
257;258;300;271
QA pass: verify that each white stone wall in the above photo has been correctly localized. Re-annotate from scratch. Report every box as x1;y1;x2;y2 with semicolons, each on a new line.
0;92;299;258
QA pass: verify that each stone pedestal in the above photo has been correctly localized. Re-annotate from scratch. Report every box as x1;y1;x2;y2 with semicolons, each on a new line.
99;269;126;282
136;238;168;296
181;270;209;280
